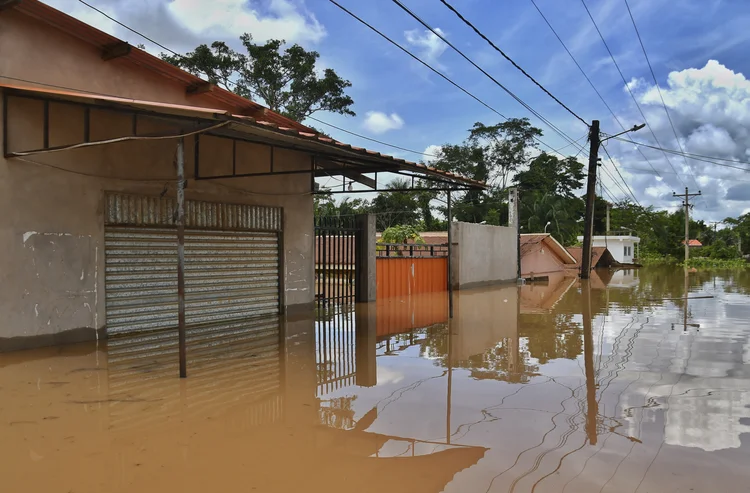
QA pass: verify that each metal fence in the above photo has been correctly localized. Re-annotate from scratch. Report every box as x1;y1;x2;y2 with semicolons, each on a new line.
315;216;358;305
376;243;449;258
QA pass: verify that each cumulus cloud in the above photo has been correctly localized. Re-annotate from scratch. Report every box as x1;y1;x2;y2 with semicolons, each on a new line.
404;27;448;68
610;60;750;220
362;111;404;134
423;144;442;163
725;183;750;201
168;0;326;44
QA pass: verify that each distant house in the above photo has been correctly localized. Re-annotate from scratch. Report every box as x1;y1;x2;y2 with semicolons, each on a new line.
682;239;703;248
575;235;641;264
520;234;577;281
566;247;617;269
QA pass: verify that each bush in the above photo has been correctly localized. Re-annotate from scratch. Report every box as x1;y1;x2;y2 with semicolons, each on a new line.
684;257;748;269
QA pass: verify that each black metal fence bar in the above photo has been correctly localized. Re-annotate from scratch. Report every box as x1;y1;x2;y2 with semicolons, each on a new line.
376;243;449;258
314;216;359;306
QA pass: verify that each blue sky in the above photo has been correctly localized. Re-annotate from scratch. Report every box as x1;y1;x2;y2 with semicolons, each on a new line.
50;0;750;221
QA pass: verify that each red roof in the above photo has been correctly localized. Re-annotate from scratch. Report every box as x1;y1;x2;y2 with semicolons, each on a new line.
682;239;703;247
6;0;485;189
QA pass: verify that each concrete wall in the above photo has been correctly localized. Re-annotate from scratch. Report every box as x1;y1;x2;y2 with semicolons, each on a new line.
451;285;518;361
0;11;314;350
450;222;517;289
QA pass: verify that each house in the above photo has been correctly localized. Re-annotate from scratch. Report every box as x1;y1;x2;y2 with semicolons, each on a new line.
566;246;617;269
520;234;577;281
575;235;641;264
0;0;480;351
682;239;703;248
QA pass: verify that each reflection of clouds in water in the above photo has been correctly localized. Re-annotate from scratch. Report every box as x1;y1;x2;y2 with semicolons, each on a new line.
377;366;405;385
619;331;750;452
665;383;750;452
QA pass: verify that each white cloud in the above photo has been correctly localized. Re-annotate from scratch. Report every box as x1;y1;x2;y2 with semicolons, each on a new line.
404;27;448;68
610;60;750;220
167;0;326;44
423;145;442;163
362;111;404;134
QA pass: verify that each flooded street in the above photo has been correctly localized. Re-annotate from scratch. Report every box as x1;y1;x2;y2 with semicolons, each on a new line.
2;267;750;492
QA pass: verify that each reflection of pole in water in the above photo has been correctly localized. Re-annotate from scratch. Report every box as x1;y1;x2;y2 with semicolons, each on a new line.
446;320;453;445
672;267;700;332
581;280;598;446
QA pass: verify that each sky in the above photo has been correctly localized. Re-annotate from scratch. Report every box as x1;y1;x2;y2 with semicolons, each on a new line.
46;0;750;222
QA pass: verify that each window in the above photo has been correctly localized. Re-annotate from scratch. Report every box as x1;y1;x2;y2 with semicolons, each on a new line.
624;246;631;257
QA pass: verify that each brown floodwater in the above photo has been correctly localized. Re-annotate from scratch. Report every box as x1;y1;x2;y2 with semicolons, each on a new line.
2;266;750;493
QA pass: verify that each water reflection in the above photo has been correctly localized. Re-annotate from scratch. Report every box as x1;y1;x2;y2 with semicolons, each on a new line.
2;267;750;492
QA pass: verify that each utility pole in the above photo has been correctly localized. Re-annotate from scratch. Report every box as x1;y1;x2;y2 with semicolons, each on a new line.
673;187;702;263
580;120;600;280
581;122;644;279
508;188;520;280
606;202;611;235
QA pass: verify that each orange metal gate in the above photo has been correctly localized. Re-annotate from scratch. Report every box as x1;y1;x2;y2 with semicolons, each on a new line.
376;243;448;299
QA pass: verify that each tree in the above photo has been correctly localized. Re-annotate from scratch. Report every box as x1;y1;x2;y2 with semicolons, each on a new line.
370;179;420;231
162;35;354;122
468;118;542;190
515;152;585;198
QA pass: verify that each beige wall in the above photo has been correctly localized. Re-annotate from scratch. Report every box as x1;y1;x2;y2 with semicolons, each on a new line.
0;12;314;348
520;243;568;277
451;285;518;361
450;222;517;289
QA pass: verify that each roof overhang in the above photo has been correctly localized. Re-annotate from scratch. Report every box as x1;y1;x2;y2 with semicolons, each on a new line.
1;83;486;190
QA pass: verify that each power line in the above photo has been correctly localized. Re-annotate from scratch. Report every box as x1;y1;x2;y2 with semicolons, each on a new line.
435;0;588;127
622;0;704;201
579;0;687;188
327;0;587;160
528;0;664;180
387;0;588;153
601;145;641;206
307;116;436;158
611;136;750;167
613;137;750;173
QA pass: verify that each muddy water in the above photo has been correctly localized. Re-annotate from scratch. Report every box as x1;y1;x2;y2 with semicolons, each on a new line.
2;267;750;493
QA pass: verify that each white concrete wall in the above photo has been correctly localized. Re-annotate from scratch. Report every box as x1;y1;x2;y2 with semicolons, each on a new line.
0;10;314;349
451;222;517;289
577;236;640;264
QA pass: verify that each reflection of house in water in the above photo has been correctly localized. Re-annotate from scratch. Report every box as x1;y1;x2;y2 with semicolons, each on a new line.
607;269;640;288
100;313;487;493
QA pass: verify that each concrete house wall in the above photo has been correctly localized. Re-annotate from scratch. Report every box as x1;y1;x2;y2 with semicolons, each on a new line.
0;10;313;349
450;222;517;289
576;235;640;264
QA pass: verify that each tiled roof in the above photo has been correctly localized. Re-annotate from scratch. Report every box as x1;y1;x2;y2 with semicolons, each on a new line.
6;0;485;189
682;239;703;247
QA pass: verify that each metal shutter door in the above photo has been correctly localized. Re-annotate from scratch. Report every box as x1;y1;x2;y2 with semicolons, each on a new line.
105;227;178;335
185;230;280;325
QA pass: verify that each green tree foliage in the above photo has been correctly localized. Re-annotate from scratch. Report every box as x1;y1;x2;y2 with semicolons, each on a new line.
379;225;425;245
161;36;354;122
370;179;421;231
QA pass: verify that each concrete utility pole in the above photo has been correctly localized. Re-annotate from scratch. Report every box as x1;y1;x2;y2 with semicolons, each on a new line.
606;202;611;235
673;187;702;263
508;188;520;280
582;122;644;278
580;120;600;280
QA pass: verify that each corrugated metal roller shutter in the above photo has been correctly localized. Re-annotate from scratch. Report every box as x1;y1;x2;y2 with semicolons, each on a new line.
185;230;279;325
104;193;283;336
105;227;178;335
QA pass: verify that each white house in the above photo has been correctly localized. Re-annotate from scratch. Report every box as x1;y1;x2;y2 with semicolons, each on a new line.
576;235;641;264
